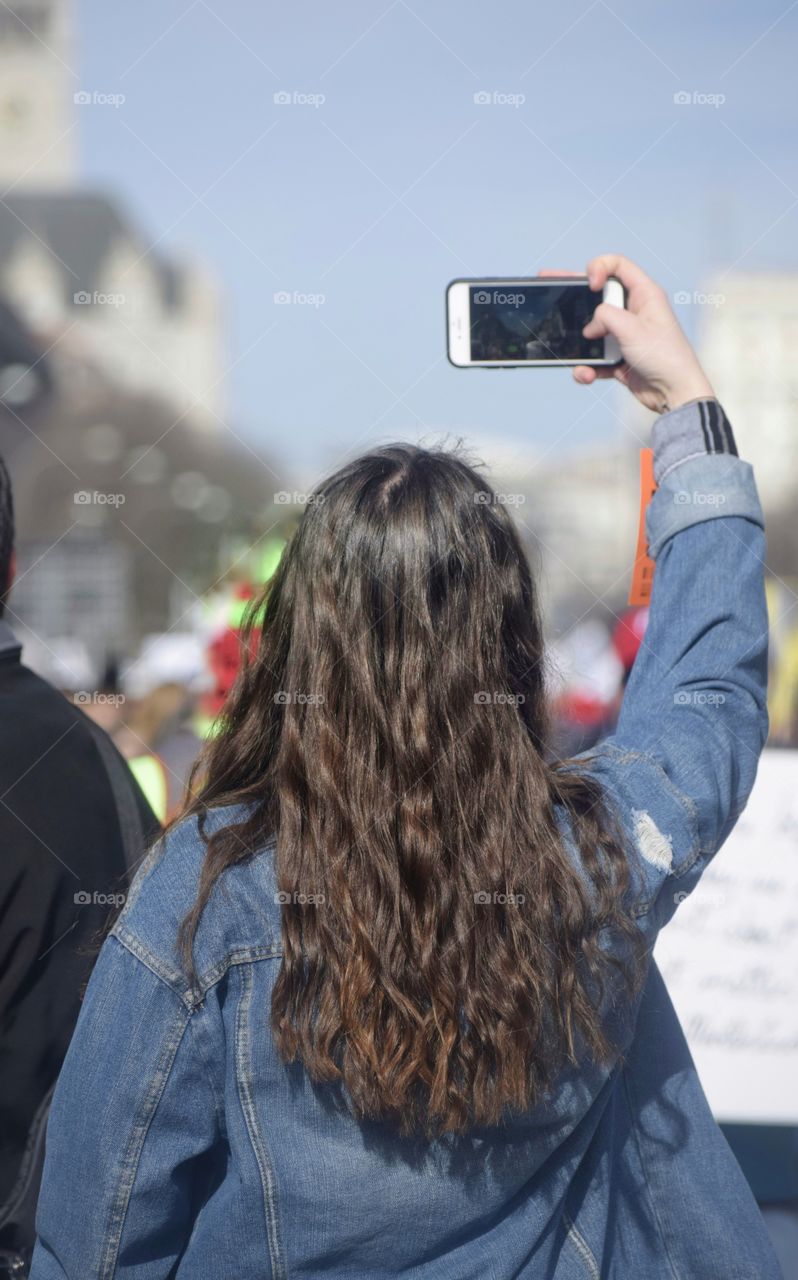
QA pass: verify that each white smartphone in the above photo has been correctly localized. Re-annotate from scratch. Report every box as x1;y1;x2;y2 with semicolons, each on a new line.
446;276;626;368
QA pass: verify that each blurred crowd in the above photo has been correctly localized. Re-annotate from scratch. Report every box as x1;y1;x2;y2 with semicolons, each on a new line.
18;535;289;823
550;583;798;758
13;565;798;833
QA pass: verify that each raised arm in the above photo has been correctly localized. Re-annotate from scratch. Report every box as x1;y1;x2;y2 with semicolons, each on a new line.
568;255;768;934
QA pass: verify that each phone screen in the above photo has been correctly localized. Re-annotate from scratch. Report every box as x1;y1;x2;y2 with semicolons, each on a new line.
469;283;603;362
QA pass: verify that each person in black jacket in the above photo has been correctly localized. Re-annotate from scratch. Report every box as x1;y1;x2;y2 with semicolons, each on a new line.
0;455;160;1269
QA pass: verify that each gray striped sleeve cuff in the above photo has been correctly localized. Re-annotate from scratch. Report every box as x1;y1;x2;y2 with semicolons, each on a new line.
652;399;739;484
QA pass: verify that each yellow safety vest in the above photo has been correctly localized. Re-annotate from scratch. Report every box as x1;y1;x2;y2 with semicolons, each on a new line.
129;754;168;824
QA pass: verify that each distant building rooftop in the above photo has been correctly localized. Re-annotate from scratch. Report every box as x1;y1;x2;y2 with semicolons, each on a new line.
0;190;188;312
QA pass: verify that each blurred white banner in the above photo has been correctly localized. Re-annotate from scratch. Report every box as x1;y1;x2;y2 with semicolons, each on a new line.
655;749;798;1124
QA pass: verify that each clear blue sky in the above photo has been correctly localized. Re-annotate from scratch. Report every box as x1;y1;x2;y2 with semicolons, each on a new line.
75;0;798;477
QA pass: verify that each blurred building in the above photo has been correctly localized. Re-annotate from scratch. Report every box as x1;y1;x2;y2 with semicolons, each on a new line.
0;0;76;190
0;0;224;423
0;192;226;424
0;0;285;678
524;444;640;615
486;436;640;622
697;273;798;510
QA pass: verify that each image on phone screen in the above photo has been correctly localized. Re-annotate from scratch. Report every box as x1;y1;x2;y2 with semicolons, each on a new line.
469;284;603;362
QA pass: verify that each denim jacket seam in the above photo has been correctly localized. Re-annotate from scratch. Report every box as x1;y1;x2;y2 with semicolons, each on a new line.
656;447;711;483
112;925;188;1000
648;507;762;561
235;963;288;1279
112;924;283;1010
185;1007;226;1136
562;1209;601;1280
620;1065;683;1280
98;998;192;1279
112;923;195;1008
196;945;283;999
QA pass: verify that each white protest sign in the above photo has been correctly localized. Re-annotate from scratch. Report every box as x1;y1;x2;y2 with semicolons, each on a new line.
654;749;798;1124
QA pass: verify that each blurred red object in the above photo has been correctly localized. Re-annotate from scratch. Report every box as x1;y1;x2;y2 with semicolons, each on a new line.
553;689;608;728
202;584;261;719
612;607;649;675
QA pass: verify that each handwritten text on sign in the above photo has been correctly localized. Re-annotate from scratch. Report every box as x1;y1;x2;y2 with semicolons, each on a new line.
654;749;798;1124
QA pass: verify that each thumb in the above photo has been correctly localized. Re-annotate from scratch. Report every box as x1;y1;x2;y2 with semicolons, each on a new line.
582;301;637;343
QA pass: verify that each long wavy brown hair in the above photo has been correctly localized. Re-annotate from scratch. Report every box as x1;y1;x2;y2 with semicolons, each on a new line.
179;444;644;1136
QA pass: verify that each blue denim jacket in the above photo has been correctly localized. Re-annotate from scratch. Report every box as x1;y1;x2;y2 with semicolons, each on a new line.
30;401;781;1279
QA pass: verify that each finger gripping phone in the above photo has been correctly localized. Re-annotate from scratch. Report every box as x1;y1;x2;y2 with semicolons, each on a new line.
446;276;625;368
